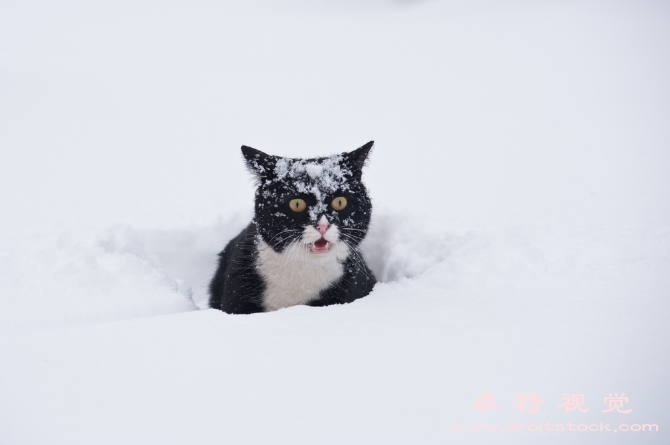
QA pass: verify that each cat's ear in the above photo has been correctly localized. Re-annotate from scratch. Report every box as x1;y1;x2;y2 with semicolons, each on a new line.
343;141;374;175
241;145;277;179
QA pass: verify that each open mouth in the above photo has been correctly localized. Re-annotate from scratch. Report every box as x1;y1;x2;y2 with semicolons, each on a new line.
310;238;331;253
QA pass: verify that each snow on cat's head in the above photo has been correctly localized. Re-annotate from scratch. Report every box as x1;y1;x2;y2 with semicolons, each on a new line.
241;141;374;255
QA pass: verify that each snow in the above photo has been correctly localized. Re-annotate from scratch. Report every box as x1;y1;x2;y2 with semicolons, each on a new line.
271;154;351;220
0;226;197;330
1;0;669;444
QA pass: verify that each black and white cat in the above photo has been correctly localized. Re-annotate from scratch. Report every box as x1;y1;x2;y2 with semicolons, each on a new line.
209;141;377;314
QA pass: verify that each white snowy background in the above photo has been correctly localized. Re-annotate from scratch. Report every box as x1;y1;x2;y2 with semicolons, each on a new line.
1;0;669;444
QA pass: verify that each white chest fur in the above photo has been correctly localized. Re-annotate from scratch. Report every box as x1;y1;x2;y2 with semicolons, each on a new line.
256;239;347;312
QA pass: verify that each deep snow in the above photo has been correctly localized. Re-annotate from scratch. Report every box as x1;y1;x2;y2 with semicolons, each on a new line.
1;0;669;444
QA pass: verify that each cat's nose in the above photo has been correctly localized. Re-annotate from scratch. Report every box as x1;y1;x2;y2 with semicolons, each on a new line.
317;224;329;236
316;215;329;236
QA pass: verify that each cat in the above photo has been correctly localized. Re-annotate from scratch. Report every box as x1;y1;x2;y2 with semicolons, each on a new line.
209;141;377;314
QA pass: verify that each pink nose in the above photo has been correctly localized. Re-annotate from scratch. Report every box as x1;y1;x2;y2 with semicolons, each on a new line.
316;222;329;236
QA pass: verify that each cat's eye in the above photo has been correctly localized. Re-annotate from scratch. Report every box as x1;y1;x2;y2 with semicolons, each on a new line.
289;198;307;212
331;197;347;211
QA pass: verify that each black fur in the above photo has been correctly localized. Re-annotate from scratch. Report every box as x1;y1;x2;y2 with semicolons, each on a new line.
208;223;265;314
209;141;376;314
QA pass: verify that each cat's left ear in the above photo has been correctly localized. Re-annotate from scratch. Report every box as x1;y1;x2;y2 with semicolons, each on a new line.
241;145;277;179
343;140;374;175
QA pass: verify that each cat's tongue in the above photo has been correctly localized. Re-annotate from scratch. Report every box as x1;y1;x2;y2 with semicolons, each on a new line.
312;238;330;252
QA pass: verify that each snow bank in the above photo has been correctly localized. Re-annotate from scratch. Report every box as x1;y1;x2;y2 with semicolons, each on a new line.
0;226;196;330
0;209;467;330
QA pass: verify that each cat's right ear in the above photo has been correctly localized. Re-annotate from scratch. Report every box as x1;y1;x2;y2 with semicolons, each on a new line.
241;145;276;179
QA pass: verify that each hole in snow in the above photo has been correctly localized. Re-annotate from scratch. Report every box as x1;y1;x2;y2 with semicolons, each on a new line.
132;209;463;309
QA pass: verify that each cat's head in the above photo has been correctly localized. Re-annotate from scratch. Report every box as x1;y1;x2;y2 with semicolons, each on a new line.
241;141;374;259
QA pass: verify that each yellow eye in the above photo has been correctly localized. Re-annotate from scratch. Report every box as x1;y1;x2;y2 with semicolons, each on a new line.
289;198;307;212
331;197;348;211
